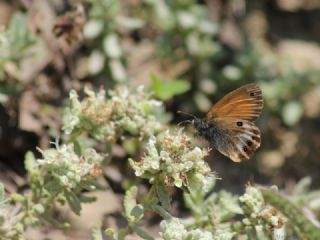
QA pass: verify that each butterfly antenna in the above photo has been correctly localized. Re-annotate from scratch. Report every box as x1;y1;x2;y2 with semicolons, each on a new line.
177;110;197;127
177;110;197;119
178;119;192;127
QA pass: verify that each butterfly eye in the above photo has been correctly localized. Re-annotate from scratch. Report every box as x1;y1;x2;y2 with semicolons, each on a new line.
236;121;243;127
250;92;255;97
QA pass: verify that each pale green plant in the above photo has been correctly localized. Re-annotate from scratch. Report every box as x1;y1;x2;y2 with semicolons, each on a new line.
0;142;104;239
1;85;320;240
63;85;164;141
129;128;212;190
84;0;144;82
0;12;35;77
159;218;216;240
0;12;35;104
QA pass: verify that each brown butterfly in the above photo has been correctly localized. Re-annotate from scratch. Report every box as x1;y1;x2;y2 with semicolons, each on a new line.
188;83;263;162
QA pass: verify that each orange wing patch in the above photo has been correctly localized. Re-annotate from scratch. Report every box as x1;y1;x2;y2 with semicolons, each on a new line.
206;84;263;122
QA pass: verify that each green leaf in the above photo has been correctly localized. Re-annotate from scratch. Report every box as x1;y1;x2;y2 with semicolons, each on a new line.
130;223;154;240
0;216;4;225
65;190;82;215
10;193;25;203
79;194;97;203
32;203;45;214
7;12;35;54
24;151;38;173
156;183;171;210
131;204;144;221
124;186;139;222
0;183;5;201
73;140;82;156
92;222;103;240
105;228;115;238
150;74;190;100
44;177;63;194
80;179;107;191
105;227;129;240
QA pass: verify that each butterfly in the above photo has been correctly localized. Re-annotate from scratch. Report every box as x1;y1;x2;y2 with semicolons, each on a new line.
185;83;263;162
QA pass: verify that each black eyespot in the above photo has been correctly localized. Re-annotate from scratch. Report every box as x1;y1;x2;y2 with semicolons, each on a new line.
250;92;255;97
236;121;243;127
247;141;252;146
251;135;260;142
243;147;248;152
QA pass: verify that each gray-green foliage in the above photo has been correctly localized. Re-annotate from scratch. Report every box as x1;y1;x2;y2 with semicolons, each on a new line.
0;142;104;239
83;0;319;127
129;128;212;190
114;167;318;240
0;12;35;103
63;86;164;141
0;12;35;74
84;0;133;81
1;85;320;239
151;74;191;101
1;1;319;239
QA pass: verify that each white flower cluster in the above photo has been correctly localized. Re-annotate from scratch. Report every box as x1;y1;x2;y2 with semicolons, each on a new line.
63;86;164;141
159;218;235;240
37;143;103;189
159;218;214;240
239;186;286;236
130;129;213;190
239;186;265;218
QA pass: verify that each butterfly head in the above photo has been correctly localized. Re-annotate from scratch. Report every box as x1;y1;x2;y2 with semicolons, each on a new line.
177;111;209;134
192;117;205;130
177;111;199;126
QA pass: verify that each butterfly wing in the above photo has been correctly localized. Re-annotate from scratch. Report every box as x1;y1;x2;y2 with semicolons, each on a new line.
209;117;261;162
206;83;263;122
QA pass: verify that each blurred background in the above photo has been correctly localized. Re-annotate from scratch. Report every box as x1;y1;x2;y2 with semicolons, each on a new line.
0;0;320;238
